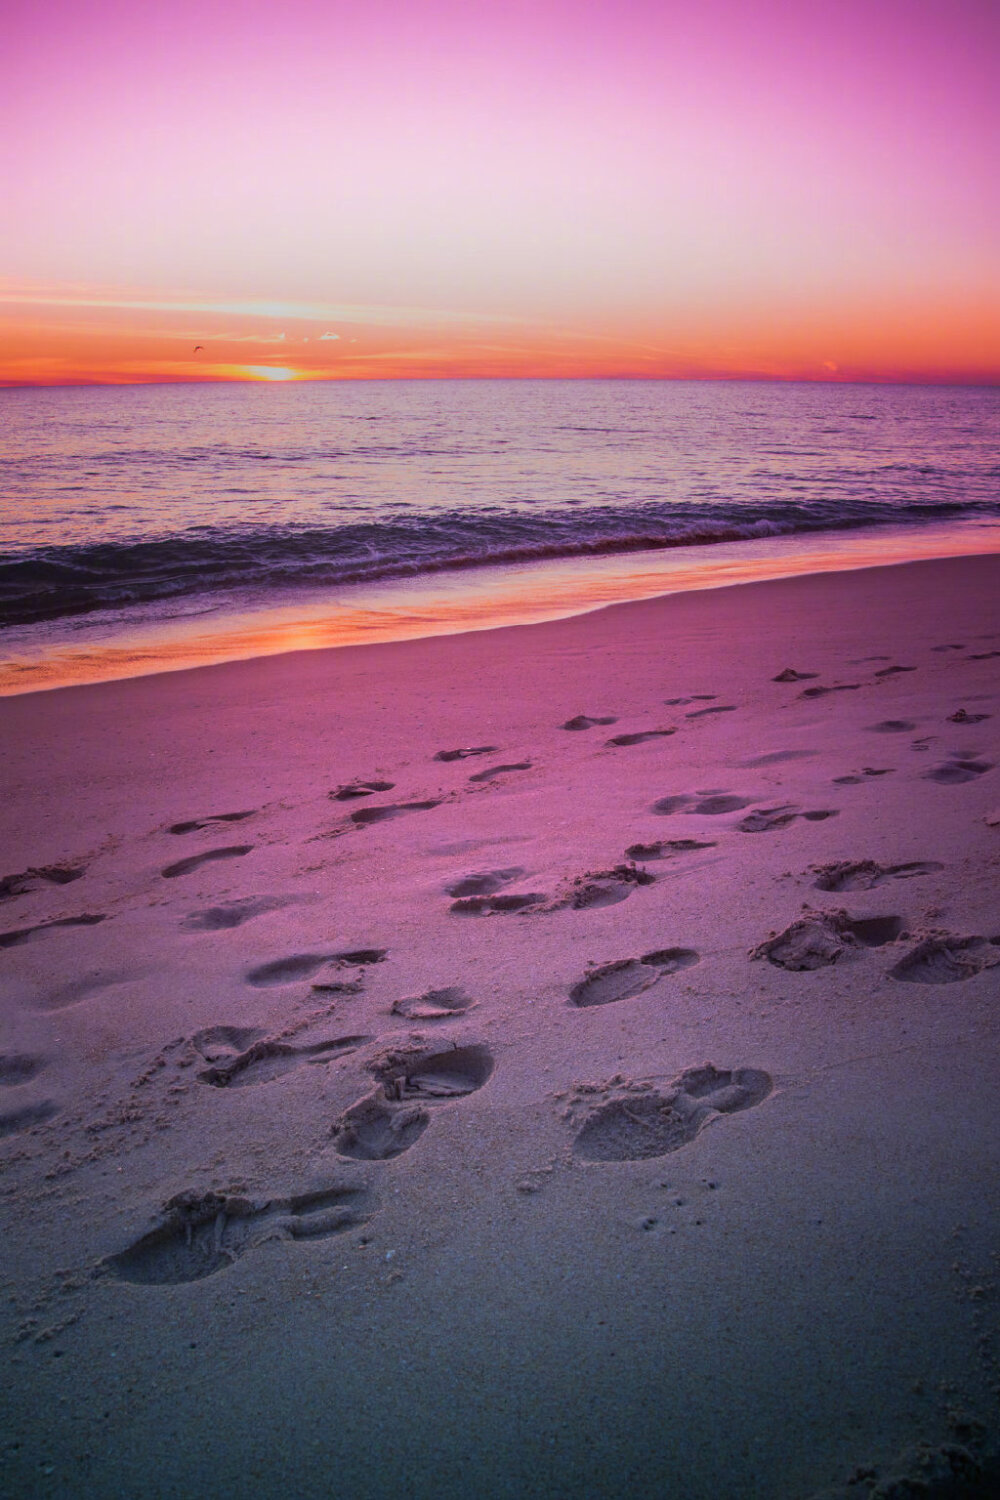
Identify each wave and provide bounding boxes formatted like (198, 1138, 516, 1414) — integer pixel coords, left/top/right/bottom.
(2, 496, 997, 629)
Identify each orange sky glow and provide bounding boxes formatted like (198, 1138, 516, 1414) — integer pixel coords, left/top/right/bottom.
(1, 283, 997, 387)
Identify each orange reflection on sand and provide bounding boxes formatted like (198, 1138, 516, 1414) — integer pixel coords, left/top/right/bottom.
(4, 525, 1000, 696)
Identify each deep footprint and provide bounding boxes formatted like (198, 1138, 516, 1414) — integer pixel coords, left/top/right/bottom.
(391, 987, 474, 1020)
(0, 914, 106, 950)
(0, 864, 85, 901)
(198, 1035, 372, 1088)
(371, 1043, 494, 1101)
(561, 866, 655, 910)
(161, 846, 254, 879)
(572, 1064, 772, 1161)
(102, 1185, 370, 1284)
(332, 1097, 431, 1160)
(686, 705, 738, 718)
(569, 948, 699, 1007)
(333, 1044, 494, 1159)
(890, 935, 1000, 985)
(752, 910, 902, 970)
(812, 860, 943, 892)
(625, 838, 716, 860)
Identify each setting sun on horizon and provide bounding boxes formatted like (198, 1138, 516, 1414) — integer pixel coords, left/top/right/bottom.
(1, 0, 997, 388)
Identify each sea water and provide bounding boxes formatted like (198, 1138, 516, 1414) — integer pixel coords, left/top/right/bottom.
(1, 379, 997, 691)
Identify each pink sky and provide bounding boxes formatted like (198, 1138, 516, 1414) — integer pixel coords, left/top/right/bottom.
(2, 0, 997, 384)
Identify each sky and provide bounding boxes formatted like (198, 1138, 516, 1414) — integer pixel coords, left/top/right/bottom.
(1, 0, 997, 386)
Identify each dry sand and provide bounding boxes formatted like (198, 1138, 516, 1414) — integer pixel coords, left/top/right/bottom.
(1, 553, 999, 1499)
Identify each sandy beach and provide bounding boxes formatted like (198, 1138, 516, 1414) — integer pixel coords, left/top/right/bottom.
(1, 552, 999, 1499)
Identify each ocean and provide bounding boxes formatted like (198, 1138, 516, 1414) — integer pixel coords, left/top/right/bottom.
(1, 378, 998, 693)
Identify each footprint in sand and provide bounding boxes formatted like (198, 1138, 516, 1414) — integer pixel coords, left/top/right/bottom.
(333, 1044, 494, 1160)
(569, 948, 700, 1008)
(947, 709, 991, 724)
(812, 859, 943, 892)
(181, 896, 306, 931)
(198, 1034, 372, 1088)
(652, 793, 749, 816)
(450, 891, 547, 915)
(390, 987, 475, 1020)
(737, 805, 839, 833)
(0, 1100, 60, 1137)
(874, 664, 917, 678)
(685, 705, 738, 719)
(468, 761, 532, 783)
(833, 768, 894, 784)
(800, 683, 861, 699)
(571, 1064, 772, 1161)
(772, 668, 819, 682)
(625, 838, 716, 860)
(743, 750, 818, 767)
(751, 911, 903, 970)
(433, 745, 497, 762)
(0, 863, 85, 901)
(868, 720, 917, 733)
(606, 729, 676, 747)
(0, 913, 107, 950)
(664, 695, 716, 706)
(102, 1184, 371, 1285)
(889, 934, 1000, 985)
(245, 949, 387, 987)
(0, 1053, 47, 1086)
(559, 866, 655, 910)
(562, 715, 617, 731)
(192, 1025, 263, 1061)
(924, 756, 993, 785)
(168, 810, 256, 835)
(329, 780, 395, 801)
(161, 845, 254, 879)
(445, 868, 525, 897)
(350, 800, 441, 826)
(931, 643, 965, 652)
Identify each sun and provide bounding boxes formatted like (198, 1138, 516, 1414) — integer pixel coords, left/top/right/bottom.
(243, 365, 299, 381)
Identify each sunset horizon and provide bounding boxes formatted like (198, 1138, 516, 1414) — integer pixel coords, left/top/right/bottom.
(4, 0, 996, 389)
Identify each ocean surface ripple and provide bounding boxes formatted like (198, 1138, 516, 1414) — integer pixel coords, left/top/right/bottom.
(2, 379, 997, 628)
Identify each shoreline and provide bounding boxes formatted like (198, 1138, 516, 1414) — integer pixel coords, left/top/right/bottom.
(3, 518, 1000, 698)
(1, 552, 999, 1498)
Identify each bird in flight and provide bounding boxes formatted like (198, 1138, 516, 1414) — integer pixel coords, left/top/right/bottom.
(193, 345, 204, 353)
